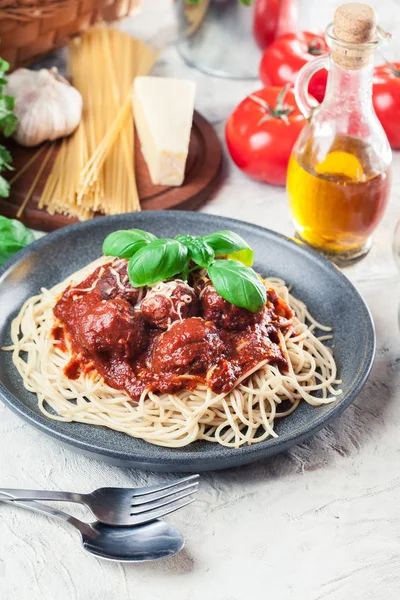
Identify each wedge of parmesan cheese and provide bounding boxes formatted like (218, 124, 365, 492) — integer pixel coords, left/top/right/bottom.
(132, 76, 196, 186)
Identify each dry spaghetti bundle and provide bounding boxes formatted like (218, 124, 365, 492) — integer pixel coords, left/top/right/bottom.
(40, 26, 158, 219)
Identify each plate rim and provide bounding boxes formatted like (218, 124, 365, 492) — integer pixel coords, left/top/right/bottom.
(0, 211, 376, 471)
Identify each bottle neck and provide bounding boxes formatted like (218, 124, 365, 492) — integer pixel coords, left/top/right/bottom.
(323, 56, 374, 109)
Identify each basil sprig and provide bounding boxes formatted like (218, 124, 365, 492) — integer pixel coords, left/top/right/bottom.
(102, 228, 265, 312)
(0, 216, 34, 266)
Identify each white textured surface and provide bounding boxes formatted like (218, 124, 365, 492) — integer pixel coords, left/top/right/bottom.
(2, 1, 400, 598)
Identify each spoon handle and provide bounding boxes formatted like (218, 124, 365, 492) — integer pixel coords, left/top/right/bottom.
(0, 492, 93, 536)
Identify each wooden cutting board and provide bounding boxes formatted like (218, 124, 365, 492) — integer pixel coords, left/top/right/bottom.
(0, 111, 222, 232)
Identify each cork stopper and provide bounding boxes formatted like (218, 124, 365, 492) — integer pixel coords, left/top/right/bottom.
(332, 3, 377, 69)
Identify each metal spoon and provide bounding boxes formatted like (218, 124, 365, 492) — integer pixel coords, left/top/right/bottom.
(0, 493, 184, 562)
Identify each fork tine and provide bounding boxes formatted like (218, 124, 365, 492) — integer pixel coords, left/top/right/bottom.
(130, 485, 199, 515)
(131, 496, 196, 524)
(130, 480, 199, 506)
(132, 474, 200, 498)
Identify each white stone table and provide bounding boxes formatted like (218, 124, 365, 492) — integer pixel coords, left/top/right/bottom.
(2, 1, 400, 598)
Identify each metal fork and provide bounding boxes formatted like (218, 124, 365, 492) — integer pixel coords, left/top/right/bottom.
(0, 474, 199, 526)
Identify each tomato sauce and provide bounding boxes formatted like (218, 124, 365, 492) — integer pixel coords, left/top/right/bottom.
(53, 261, 294, 402)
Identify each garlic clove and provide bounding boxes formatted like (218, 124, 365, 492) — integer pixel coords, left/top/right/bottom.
(5, 67, 83, 147)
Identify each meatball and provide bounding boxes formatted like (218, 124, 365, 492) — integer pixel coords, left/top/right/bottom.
(151, 317, 224, 375)
(77, 297, 147, 359)
(141, 280, 198, 330)
(231, 323, 286, 369)
(200, 285, 264, 331)
(96, 260, 142, 306)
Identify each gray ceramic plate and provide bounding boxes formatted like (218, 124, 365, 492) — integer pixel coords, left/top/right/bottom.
(0, 212, 375, 472)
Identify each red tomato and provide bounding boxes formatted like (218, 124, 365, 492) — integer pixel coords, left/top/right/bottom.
(253, 0, 298, 50)
(373, 63, 400, 149)
(259, 32, 329, 103)
(225, 86, 306, 186)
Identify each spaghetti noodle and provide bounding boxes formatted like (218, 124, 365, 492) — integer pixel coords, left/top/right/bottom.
(6, 258, 342, 449)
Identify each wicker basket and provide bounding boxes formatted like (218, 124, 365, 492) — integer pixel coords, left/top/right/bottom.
(0, 0, 141, 70)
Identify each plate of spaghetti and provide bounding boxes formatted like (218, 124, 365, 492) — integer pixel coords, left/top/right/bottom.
(0, 212, 375, 471)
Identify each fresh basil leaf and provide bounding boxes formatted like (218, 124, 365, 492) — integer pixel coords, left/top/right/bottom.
(102, 229, 157, 258)
(202, 230, 254, 266)
(175, 234, 194, 245)
(187, 238, 214, 268)
(128, 238, 188, 287)
(226, 248, 254, 267)
(208, 259, 266, 313)
(0, 216, 35, 265)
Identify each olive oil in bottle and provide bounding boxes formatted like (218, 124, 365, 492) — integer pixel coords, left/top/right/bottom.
(287, 135, 391, 253)
(287, 3, 392, 265)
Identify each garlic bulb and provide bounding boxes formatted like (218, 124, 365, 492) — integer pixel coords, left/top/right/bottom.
(5, 67, 82, 147)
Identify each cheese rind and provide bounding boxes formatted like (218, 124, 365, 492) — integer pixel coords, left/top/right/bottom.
(132, 76, 196, 186)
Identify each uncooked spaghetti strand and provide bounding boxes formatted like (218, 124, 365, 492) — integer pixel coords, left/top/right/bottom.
(78, 38, 157, 197)
(17, 145, 54, 218)
(41, 28, 158, 218)
(77, 96, 131, 197)
(10, 144, 48, 185)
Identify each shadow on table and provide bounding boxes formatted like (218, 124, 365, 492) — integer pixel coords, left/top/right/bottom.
(229, 367, 395, 492)
(199, 292, 400, 489)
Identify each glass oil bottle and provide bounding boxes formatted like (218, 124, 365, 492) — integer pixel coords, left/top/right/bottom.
(287, 3, 392, 265)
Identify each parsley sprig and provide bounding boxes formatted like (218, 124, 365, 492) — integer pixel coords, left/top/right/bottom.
(0, 58, 17, 198)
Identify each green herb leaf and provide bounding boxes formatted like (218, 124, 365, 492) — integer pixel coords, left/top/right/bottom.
(226, 248, 254, 266)
(2, 114, 17, 138)
(0, 216, 35, 265)
(0, 58, 16, 199)
(102, 229, 157, 258)
(202, 230, 254, 266)
(187, 238, 215, 268)
(0, 146, 12, 168)
(0, 174, 9, 198)
(128, 238, 189, 287)
(175, 234, 195, 245)
(0, 96, 17, 138)
(0, 58, 10, 76)
(208, 259, 266, 313)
